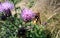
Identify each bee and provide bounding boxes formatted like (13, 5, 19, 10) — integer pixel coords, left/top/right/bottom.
(32, 12, 41, 25)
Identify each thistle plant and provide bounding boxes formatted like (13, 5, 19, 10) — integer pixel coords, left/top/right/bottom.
(0, 8, 51, 38)
(0, 0, 52, 38)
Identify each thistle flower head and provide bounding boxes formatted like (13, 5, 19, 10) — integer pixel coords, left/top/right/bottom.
(1, 1, 14, 17)
(2, 1, 14, 10)
(21, 8, 35, 22)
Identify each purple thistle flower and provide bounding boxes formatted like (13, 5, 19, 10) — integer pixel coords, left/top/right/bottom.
(2, 1, 14, 10)
(0, 1, 14, 20)
(21, 8, 35, 22)
(2, 1, 14, 17)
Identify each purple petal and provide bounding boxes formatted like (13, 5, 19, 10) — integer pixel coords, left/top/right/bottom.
(0, 4, 4, 12)
(2, 1, 14, 10)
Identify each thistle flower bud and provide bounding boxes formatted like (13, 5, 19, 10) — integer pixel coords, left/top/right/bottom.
(17, 27, 27, 37)
(1, 15, 7, 20)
